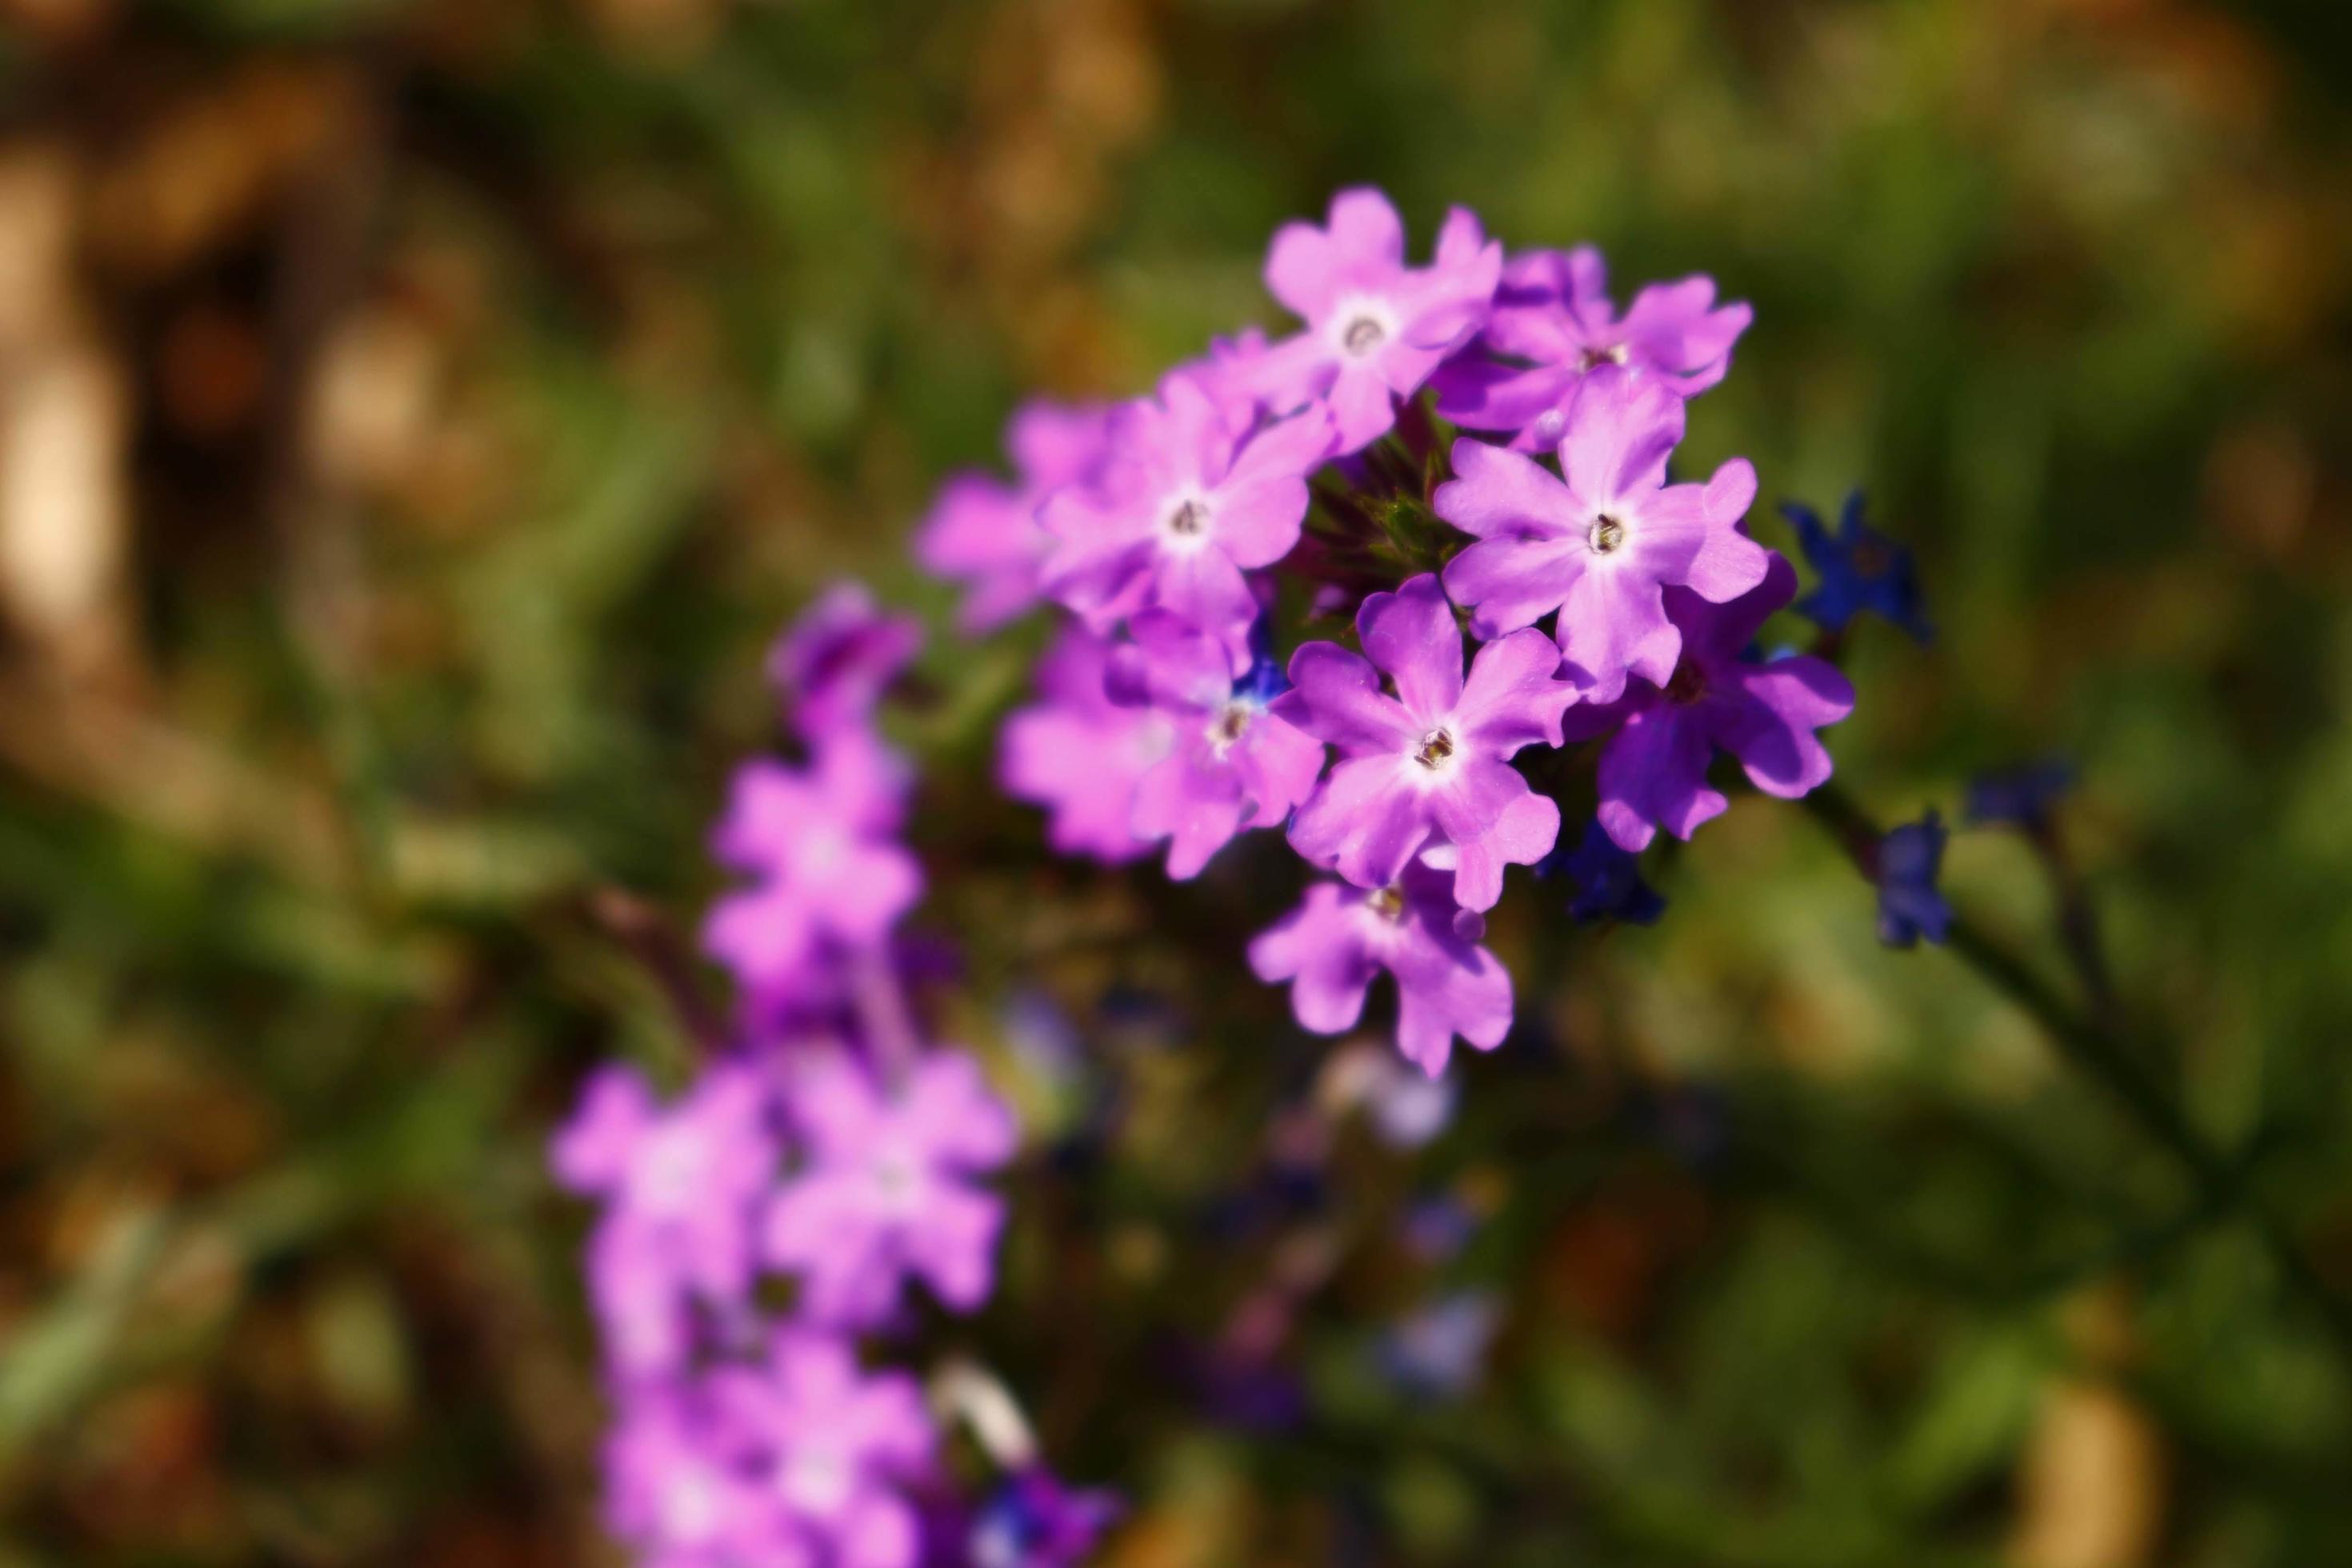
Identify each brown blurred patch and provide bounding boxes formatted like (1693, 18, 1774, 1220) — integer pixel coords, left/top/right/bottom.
(2010, 1286, 2166, 1568)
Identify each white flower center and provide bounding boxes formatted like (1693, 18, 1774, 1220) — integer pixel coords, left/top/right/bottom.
(1413, 726, 1457, 770)
(1330, 297, 1398, 360)
(634, 1125, 707, 1215)
(870, 1146, 924, 1215)
(780, 1444, 853, 1516)
(1366, 884, 1406, 921)
(1158, 492, 1214, 553)
(1206, 701, 1254, 755)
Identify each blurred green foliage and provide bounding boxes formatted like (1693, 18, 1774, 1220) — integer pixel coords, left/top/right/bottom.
(1, 0, 2349, 1562)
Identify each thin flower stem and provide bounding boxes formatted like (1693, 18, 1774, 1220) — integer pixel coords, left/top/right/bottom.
(1801, 786, 2352, 1362)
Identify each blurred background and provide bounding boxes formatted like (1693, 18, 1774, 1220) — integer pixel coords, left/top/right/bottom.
(2, 0, 2349, 1562)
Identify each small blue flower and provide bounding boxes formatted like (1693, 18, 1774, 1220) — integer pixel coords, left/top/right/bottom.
(1232, 650, 1290, 706)
(1782, 491, 1932, 642)
(967, 1467, 1120, 1568)
(1542, 819, 1666, 926)
(1877, 810, 1952, 948)
(1966, 757, 2074, 830)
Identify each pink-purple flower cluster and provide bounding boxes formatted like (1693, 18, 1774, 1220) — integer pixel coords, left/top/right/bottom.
(943, 186, 1854, 1079)
(560, 186, 1874, 1567)
(555, 588, 1110, 1567)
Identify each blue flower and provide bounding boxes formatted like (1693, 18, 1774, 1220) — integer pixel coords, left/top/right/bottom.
(1542, 818, 1666, 926)
(1966, 757, 2074, 830)
(1782, 491, 1932, 642)
(966, 1467, 1120, 1568)
(1877, 810, 1952, 948)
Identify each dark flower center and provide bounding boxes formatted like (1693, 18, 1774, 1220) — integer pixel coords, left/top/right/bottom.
(1414, 727, 1456, 769)
(1366, 885, 1406, 920)
(1589, 514, 1626, 554)
(1211, 702, 1253, 746)
(1665, 661, 1708, 705)
(1577, 343, 1630, 371)
(1342, 316, 1386, 355)
(1850, 540, 1890, 578)
(1166, 499, 1206, 537)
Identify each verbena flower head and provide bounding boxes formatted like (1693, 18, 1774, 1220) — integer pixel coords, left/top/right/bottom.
(1000, 625, 1173, 864)
(1782, 491, 1933, 642)
(1550, 817, 1667, 926)
(1251, 186, 1502, 454)
(710, 1330, 936, 1568)
(1039, 375, 1333, 660)
(1877, 810, 1953, 948)
(770, 582, 922, 740)
(1434, 246, 1751, 449)
(1435, 366, 1771, 702)
(1249, 860, 1513, 1077)
(1105, 613, 1324, 878)
(1565, 554, 1856, 852)
(705, 734, 921, 994)
(766, 1050, 1018, 1326)
(917, 400, 1114, 632)
(1277, 574, 1574, 911)
(552, 1063, 778, 1375)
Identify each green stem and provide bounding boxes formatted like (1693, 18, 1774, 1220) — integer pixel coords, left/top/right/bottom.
(1802, 786, 2352, 1362)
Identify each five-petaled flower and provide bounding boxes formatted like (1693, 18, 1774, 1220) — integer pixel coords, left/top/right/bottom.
(1782, 490, 1933, 642)
(766, 1050, 1018, 1327)
(1565, 554, 1856, 852)
(1246, 186, 1502, 454)
(1277, 574, 1578, 912)
(1436, 246, 1750, 449)
(1106, 612, 1326, 878)
(1436, 365, 1771, 703)
(1041, 374, 1334, 661)
(1249, 860, 1513, 1077)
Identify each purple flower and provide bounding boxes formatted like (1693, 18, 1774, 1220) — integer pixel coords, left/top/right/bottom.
(1548, 818, 1666, 926)
(1877, 810, 1953, 948)
(1434, 246, 1750, 448)
(603, 1386, 782, 1567)
(1039, 374, 1334, 657)
(551, 1063, 779, 1376)
(1275, 574, 1574, 911)
(962, 1467, 1121, 1568)
(917, 400, 1114, 632)
(1105, 613, 1325, 878)
(1250, 186, 1502, 454)
(770, 582, 922, 740)
(704, 733, 922, 994)
(1434, 366, 1771, 703)
(1249, 861, 1513, 1077)
(1000, 626, 1174, 864)
(1564, 554, 1856, 852)
(1782, 491, 1933, 643)
(765, 1050, 1018, 1326)
(712, 1330, 937, 1568)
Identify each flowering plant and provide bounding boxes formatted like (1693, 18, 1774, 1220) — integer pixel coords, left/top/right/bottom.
(552, 186, 2345, 1566)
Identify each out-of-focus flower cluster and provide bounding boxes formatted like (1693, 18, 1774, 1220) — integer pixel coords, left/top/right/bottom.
(553, 581, 1111, 1566)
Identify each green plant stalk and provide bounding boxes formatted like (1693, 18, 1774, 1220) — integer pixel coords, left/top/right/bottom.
(1801, 785, 2352, 1364)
